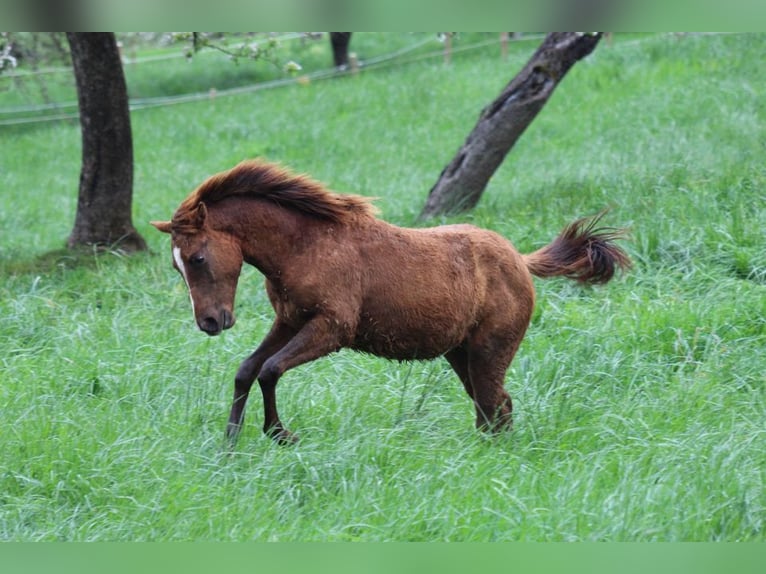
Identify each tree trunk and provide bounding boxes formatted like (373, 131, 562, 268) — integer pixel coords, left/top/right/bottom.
(329, 32, 352, 68)
(66, 32, 146, 251)
(419, 32, 602, 219)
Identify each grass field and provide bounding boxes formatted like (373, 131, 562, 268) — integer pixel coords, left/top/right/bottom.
(0, 32, 764, 541)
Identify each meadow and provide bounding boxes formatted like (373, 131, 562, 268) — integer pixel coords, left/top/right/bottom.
(0, 32, 764, 541)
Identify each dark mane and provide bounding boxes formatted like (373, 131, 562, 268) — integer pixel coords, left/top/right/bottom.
(173, 160, 376, 228)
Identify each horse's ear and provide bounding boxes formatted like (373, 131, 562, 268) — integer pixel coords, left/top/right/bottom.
(151, 220, 172, 234)
(194, 202, 208, 228)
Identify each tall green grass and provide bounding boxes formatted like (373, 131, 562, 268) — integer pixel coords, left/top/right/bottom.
(0, 33, 764, 540)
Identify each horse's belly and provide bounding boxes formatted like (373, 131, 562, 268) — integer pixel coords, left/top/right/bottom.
(351, 309, 472, 360)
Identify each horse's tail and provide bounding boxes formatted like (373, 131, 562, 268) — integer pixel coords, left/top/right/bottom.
(522, 212, 631, 285)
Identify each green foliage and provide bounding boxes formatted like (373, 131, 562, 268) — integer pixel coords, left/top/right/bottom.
(0, 33, 764, 541)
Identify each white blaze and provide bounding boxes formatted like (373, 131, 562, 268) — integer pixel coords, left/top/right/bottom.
(173, 245, 196, 319)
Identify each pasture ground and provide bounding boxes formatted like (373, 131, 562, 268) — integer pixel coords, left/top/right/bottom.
(0, 33, 764, 540)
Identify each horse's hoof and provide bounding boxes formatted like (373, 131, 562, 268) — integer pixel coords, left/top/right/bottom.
(225, 424, 242, 442)
(266, 426, 299, 445)
(274, 429, 299, 446)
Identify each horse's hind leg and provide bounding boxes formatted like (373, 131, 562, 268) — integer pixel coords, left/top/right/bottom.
(226, 319, 295, 442)
(465, 335, 523, 432)
(449, 341, 514, 432)
(469, 354, 513, 431)
(445, 346, 473, 399)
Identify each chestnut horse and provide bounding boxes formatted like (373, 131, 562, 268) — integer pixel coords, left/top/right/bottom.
(152, 160, 630, 444)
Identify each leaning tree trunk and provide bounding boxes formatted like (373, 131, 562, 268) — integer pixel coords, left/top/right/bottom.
(419, 32, 602, 219)
(66, 32, 146, 251)
(329, 32, 352, 68)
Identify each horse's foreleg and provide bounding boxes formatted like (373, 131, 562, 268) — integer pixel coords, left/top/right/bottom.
(257, 316, 347, 444)
(226, 319, 295, 442)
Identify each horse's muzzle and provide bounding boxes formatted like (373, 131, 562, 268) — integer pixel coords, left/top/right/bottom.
(198, 310, 235, 336)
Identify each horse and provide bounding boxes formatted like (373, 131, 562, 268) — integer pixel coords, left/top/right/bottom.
(151, 159, 630, 444)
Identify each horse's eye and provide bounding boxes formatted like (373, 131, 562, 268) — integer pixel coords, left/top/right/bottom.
(189, 253, 206, 266)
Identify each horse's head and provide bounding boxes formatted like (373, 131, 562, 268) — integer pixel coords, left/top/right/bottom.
(151, 202, 242, 336)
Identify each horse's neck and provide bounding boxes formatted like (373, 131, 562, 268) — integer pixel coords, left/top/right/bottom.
(211, 198, 316, 276)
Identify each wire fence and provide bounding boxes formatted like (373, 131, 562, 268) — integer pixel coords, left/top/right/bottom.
(0, 33, 547, 127)
(0, 33, 705, 128)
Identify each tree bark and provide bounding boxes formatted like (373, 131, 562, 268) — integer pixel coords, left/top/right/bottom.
(66, 32, 146, 251)
(329, 32, 352, 68)
(419, 32, 602, 219)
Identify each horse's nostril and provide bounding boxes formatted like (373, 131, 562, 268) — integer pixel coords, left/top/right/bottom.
(199, 316, 221, 335)
(222, 310, 235, 330)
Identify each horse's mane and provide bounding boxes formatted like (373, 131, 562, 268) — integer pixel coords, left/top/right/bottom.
(173, 160, 377, 228)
